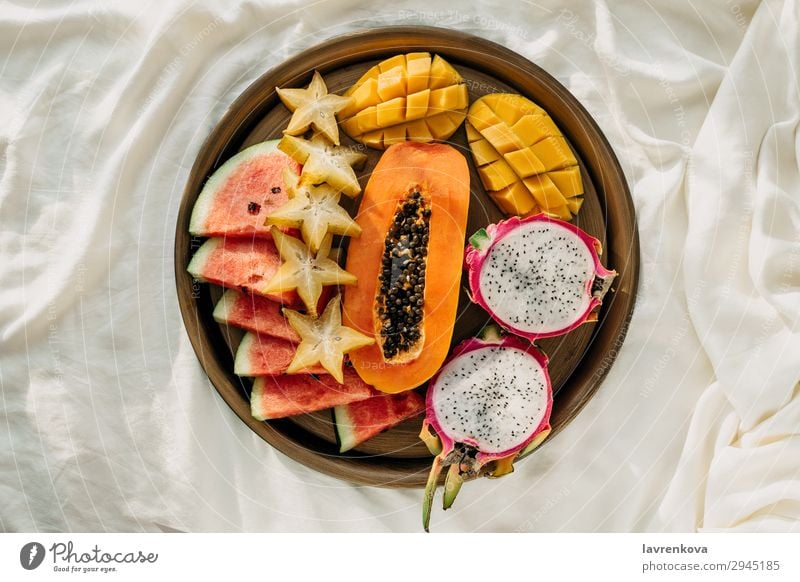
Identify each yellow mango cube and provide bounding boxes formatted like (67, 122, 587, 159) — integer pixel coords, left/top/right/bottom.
(376, 97, 406, 127)
(429, 55, 461, 90)
(405, 89, 430, 121)
(406, 52, 429, 61)
(548, 166, 583, 197)
(360, 130, 384, 149)
(483, 93, 545, 117)
(429, 84, 468, 113)
(478, 159, 518, 191)
(523, 175, 570, 209)
(470, 138, 501, 166)
(491, 182, 539, 215)
(511, 114, 561, 146)
(406, 55, 432, 94)
(566, 196, 584, 215)
(465, 121, 481, 143)
(404, 119, 433, 142)
(424, 112, 456, 139)
(530, 137, 576, 171)
(467, 101, 503, 131)
(341, 117, 361, 137)
(348, 77, 380, 113)
(354, 106, 379, 133)
(377, 66, 406, 101)
(382, 123, 407, 146)
(543, 205, 572, 220)
(378, 54, 406, 73)
(489, 94, 527, 125)
(481, 122, 526, 154)
(504, 146, 546, 177)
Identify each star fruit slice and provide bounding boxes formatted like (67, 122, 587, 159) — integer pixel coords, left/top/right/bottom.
(266, 167, 362, 254)
(278, 134, 367, 197)
(263, 226, 357, 317)
(276, 71, 352, 145)
(284, 294, 375, 383)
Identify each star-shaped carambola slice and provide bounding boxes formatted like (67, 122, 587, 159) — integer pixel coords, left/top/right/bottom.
(278, 134, 366, 197)
(276, 71, 352, 145)
(263, 226, 357, 316)
(284, 294, 375, 383)
(266, 168, 362, 253)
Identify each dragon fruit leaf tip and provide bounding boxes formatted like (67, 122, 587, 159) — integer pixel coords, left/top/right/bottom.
(464, 213, 617, 341)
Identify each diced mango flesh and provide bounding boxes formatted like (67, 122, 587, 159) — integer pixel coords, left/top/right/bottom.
(466, 93, 584, 219)
(339, 52, 468, 149)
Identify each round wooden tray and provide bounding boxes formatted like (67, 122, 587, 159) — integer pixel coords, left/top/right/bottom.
(175, 27, 639, 488)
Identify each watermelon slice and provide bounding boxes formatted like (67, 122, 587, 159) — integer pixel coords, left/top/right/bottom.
(189, 140, 301, 238)
(234, 332, 326, 376)
(334, 390, 426, 452)
(187, 236, 298, 305)
(251, 366, 377, 420)
(214, 289, 300, 343)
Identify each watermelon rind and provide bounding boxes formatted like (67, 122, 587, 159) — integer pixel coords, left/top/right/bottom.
(186, 237, 223, 283)
(188, 139, 282, 236)
(212, 288, 237, 324)
(233, 332, 257, 376)
(333, 404, 358, 453)
(250, 378, 270, 420)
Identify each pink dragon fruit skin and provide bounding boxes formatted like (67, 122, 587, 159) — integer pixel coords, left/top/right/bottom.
(464, 213, 617, 340)
(421, 329, 553, 531)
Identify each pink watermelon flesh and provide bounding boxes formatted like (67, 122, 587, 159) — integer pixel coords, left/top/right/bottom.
(187, 236, 299, 306)
(214, 289, 300, 343)
(251, 367, 377, 420)
(234, 332, 326, 376)
(334, 391, 426, 453)
(189, 140, 301, 238)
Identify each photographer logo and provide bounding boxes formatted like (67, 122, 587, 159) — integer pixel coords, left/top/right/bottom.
(20, 542, 46, 570)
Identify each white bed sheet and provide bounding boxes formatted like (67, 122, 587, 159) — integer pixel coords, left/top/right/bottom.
(1, 0, 798, 532)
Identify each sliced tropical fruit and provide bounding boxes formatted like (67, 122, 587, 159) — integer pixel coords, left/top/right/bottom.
(283, 295, 374, 384)
(342, 142, 470, 393)
(251, 366, 377, 420)
(334, 390, 425, 452)
(278, 134, 367, 197)
(338, 53, 468, 150)
(188, 140, 300, 238)
(233, 332, 326, 376)
(213, 289, 300, 343)
(466, 93, 584, 220)
(186, 237, 298, 306)
(265, 168, 361, 254)
(263, 228, 356, 317)
(276, 70, 352, 145)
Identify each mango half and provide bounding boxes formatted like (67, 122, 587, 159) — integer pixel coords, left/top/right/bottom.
(338, 53, 468, 150)
(466, 93, 584, 220)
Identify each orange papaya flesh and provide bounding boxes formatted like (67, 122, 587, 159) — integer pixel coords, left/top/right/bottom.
(343, 142, 470, 393)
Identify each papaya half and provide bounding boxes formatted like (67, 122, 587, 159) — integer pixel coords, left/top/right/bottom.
(343, 141, 470, 393)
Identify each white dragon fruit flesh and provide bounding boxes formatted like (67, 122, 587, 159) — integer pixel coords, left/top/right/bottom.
(464, 213, 617, 341)
(420, 328, 552, 531)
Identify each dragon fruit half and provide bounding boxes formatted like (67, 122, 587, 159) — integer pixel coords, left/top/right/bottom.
(420, 328, 552, 531)
(464, 213, 617, 340)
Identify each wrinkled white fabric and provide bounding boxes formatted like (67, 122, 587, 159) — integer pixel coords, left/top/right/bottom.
(1, 0, 797, 532)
